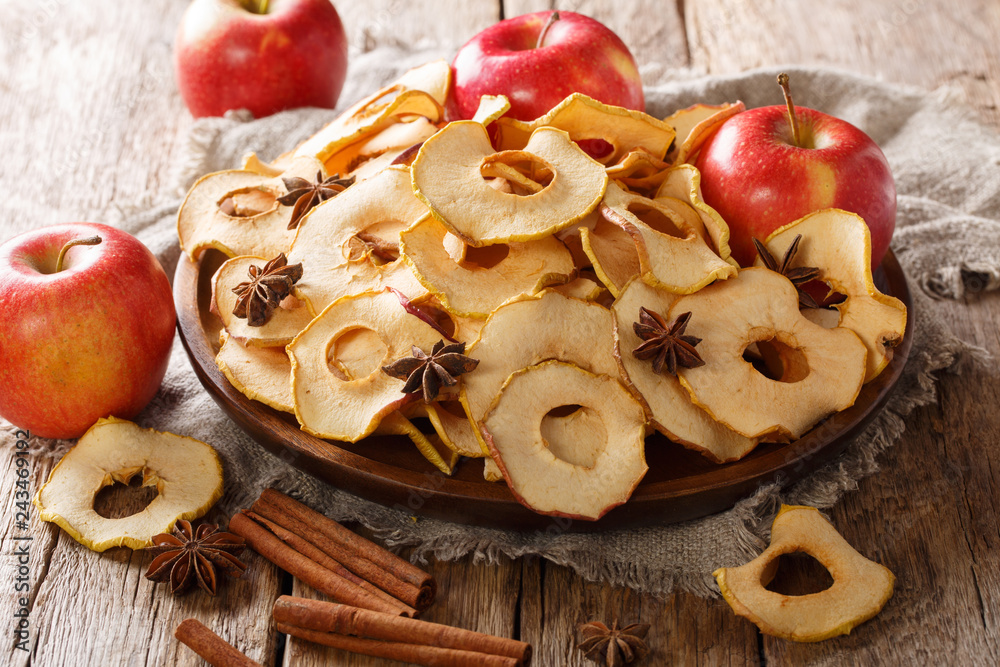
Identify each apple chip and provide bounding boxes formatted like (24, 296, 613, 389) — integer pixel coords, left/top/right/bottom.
(714, 505, 894, 642)
(579, 212, 642, 297)
(178, 156, 325, 260)
(326, 116, 440, 183)
(760, 209, 907, 381)
(472, 94, 511, 126)
(216, 330, 294, 413)
(613, 278, 758, 462)
(378, 411, 459, 475)
(400, 217, 574, 318)
(34, 417, 223, 552)
(424, 400, 485, 457)
(664, 101, 745, 164)
(601, 182, 736, 294)
(287, 166, 429, 314)
(655, 164, 736, 264)
(671, 268, 867, 439)
(288, 289, 446, 442)
(606, 149, 672, 198)
(493, 93, 675, 166)
(552, 275, 608, 302)
(212, 255, 315, 347)
(482, 360, 647, 520)
(483, 457, 504, 482)
(411, 122, 608, 246)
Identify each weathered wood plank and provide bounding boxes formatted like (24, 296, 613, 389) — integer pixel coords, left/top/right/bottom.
(337, 0, 499, 55)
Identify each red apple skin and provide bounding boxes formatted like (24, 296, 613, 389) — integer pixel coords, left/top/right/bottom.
(175, 0, 348, 119)
(451, 11, 644, 121)
(695, 105, 896, 268)
(0, 224, 176, 439)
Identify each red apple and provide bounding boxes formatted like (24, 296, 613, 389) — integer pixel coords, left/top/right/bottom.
(451, 11, 644, 122)
(0, 224, 176, 439)
(174, 0, 349, 119)
(695, 75, 896, 268)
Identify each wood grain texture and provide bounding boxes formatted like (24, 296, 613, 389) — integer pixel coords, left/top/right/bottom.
(0, 0, 999, 665)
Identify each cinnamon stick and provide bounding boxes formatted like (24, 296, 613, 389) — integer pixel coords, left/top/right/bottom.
(175, 619, 261, 667)
(274, 596, 532, 665)
(275, 622, 522, 667)
(246, 510, 416, 617)
(254, 488, 435, 609)
(228, 512, 409, 617)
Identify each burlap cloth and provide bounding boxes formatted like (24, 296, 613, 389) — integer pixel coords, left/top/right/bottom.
(21, 48, 1000, 598)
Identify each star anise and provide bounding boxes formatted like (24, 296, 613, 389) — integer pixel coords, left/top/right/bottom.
(232, 253, 303, 327)
(382, 340, 479, 403)
(578, 620, 650, 666)
(632, 307, 705, 375)
(278, 170, 354, 229)
(144, 520, 247, 596)
(753, 234, 822, 308)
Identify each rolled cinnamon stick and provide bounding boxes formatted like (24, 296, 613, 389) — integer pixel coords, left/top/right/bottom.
(246, 511, 417, 617)
(274, 596, 531, 665)
(175, 619, 261, 667)
(275, 622, 522, 667)
(254, 488, 434, 609)
(228, 512, 409, 617)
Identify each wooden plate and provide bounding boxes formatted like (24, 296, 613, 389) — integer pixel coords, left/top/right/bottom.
(175, 249, 912, 532)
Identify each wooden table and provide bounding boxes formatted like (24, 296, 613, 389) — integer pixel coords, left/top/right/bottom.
(2, 1, 998, 664)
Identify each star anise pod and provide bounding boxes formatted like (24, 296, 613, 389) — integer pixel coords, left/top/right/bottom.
(578, 620, 650, 666)
(144, 520, 247, 596)
(382, 340, 479, 403)
(278, 170, 354, 229)
(232, 253, 303, 327)
(632, 307, 705, 375)
(753, 234, 822, 308)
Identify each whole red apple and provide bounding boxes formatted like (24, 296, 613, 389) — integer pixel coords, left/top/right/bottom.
(695, 75, 896, 268)
(0, 224, 176, 439)
(451, 11, 644, 122)
(175, 0, 349, 119)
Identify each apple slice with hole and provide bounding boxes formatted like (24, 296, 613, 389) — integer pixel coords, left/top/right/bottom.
(655, 164, 736, 264)
(670, 268, 867, 439)
(287, 166, 429, 314)
(216, 330, 294, 413)
(601, 182, 737, 294)
(178, 156, 325, 260)
(493, 93, 675, 166)
(758, 209, 907, 382)
(411, 122, 607, 246)
(482, 360, 647, 520)
(400, 217, 574, 318)
(287, 289, 445, 442)
(613, 277, 758, 462)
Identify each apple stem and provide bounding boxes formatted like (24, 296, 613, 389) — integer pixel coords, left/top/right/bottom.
(777, 73, 802, 147)
(55, 235, 102, 273)
(535, 11, 560, 49)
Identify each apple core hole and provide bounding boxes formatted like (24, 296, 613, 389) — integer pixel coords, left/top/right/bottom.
(93, 471, 158, 519)
(627, 203, 687, 239)
(327, 327, 387, 381)
(541, 405, 606, 468)
(347, 224, 402, 264)
(743, 337, 810, 383)
(218, 187, 278, 218)
(462, 243, 510, 269)
(763, 551, 834, 596)
(480, 151, 555, 196)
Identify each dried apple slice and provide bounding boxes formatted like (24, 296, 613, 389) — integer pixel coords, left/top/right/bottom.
(493, 93, 675, 166)
(613, 278, 758, 462)
(664, 101, 745, 164)
(483, 457, 504, 482)
(216, 330, 293, 413)
(655, 164, 736, 264)
(287, 289, 445, 441)
(601, 182, 736, 294)
(714, 505, 894, 642)
(411, 122, 608, 246)
(378, 411, 459, 475)
(552, 275, 608, 302)
(606, 149, 672, 198)
(178, 156, 325, 260)
(326, 116, 440, 183)
(33, 417, 223, 552)
(424, 400, 485, 457)
(579, 212, 641, 298)
(482, 360, 647, 520)
(671, 268, 867, 439)
(287, 166, 429, 314)
(400, 217, 574, 318)
(212, 255, 315, 347)
(759, 209, 907, 381)
(472, 94, 511, 126)
(461, 290, 622, 434)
